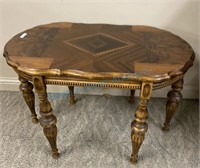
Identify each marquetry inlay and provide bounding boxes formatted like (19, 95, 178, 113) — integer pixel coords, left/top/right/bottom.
(3, 22, 195, 164)
(63, 33, 133, 56)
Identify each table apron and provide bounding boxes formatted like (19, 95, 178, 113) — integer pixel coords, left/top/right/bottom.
(17, 69, 184, 90)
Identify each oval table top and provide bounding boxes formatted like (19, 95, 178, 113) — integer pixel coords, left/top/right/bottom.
(4, 22, 195, 82)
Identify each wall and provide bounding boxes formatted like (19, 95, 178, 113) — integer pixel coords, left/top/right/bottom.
(0, 0, 199, 98)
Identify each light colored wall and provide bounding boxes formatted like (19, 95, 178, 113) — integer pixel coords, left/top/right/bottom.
(0, 0, 199, 98)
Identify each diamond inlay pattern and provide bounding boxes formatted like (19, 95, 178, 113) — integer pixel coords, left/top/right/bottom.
(5, 23, 194, 75)
(64, 33, 132, 56)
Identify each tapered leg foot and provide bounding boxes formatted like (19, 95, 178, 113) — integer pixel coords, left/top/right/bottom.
(130, 128, 146, 164)
(162, 78, 183, 131)
(130, 155, 138, 164)
(68, 86, 76, 104)
(130, 83, 152, 164)
(42, 124, 59, 159)
(19, 77, 38, 124)
(33, 77, 59, 159)
(129, 90, 135, 104)
(32, 118, 39, 124)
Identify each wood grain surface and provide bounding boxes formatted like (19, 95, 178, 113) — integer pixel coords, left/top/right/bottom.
(4, 22, 195, 81)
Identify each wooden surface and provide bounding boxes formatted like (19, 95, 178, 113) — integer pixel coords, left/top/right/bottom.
(3, 22, 196, 163)
(4, 22, 194, 82)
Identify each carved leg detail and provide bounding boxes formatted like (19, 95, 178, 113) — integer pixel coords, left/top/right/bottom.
(129, 90, 135, 104)
(33, 77, 59, 159)
(130, 83, 152, 164)
(68, 86, 76, 104)
(40, 112, 59, 159)
(19, 77, 38, 124)
(162, 78, 183, 131)
(43, 125, 58, 158)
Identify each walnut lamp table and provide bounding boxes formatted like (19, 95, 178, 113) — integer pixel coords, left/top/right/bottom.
(3, 22, 195, 164)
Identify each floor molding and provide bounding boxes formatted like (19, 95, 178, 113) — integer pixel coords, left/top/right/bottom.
(0, 77, 199, 99)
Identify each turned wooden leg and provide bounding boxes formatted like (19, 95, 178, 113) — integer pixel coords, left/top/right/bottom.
(130, 83, 152, 164)
(19, 77, 38, 124)
(33, 76, 59, 159)
(129, 89, 135, 104)
(162, 78, 183, 131)
(68, 86, 76, 104)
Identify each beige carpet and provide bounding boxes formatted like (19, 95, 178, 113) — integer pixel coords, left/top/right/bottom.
(0, 91, 199, 168)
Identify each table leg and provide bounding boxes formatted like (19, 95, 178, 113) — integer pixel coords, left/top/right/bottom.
(33, 76, 59, 159)
(162, 78, 183, 131)
(130, 83, 152, 164)
(129, 89, 135, 104)
(19, 76, 38, 124)
(68, 86, 76, 104)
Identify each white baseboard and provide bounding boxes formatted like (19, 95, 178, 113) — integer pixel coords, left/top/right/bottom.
(0, 77, 199, 99)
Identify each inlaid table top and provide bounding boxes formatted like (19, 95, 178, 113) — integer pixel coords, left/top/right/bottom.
(4, 22, 194, 83)
(3, 22, 195, 164)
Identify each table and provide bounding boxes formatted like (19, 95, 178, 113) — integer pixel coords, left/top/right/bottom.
(3, 22, 195, 164)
